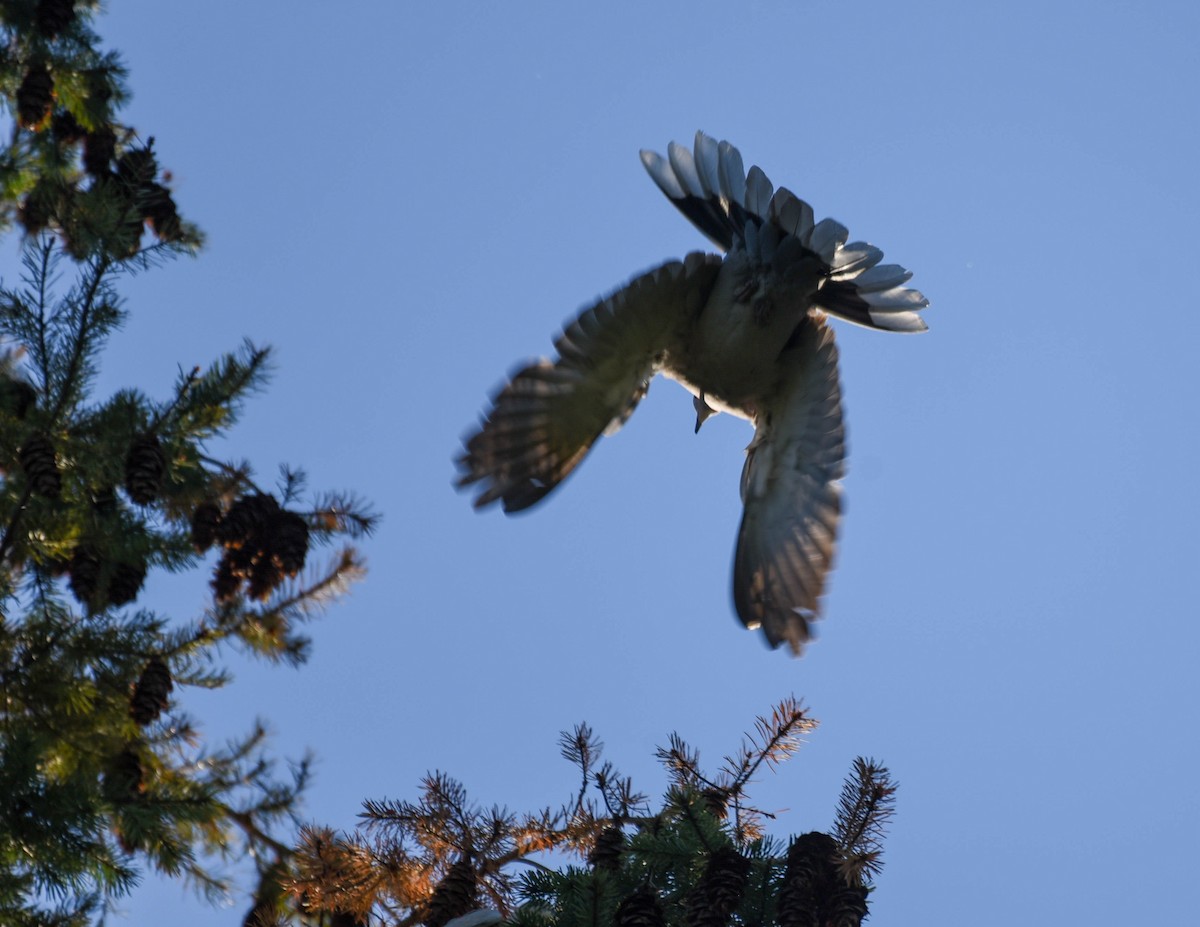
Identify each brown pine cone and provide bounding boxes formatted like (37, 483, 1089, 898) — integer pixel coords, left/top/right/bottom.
(700, 786, 731, 820)
(124, 432, 166, 505)
(0, 378, 38, 419)
(142, 182, 181, 240)
(588, 824, 625, 872)
(19, 433, 61, 498)
(212, 551, 241, 602)
(247, 554, 283, 601)
(17, 64, 54, 129)
(130, 657, 172, 725)
(18, 178, 63, 236)
(116, 145, 157, 189)
(67, 545, 102, 608)
(83, 126, 116, 176)
(191, 501, 223, 552)
(218, 493, 280, 547)
(823, 884, 869, 927)
(685, 846, 751, 927)
(108, 559, 147, 607)
(51, 108, 86, 144)
(615, 886, 665, 927)
(35, 0, 78, 37)
(103, 744, 144, 799)
(424, 859, 478, 927)
(777, 832, 840, 927)
(272, 510, 309, 576)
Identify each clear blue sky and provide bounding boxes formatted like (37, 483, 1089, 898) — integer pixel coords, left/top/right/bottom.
(22, 1, 1198, 923)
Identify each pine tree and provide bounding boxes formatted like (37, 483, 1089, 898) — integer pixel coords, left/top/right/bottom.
(0, 3, 376, 924)
(285, 698, 898, 927)
(0, 9, 903, 926)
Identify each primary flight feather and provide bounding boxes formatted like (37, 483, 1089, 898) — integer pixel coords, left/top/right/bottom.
(456, 132, 929, 655)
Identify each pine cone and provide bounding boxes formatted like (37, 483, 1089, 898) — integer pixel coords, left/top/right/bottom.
(116, 145, 157, 189)
(212, 551, 241, 602)
(17, 64, 54, 129)
(67, 545, 102, 607)
(51, 108, 86, 144)
(19, 433, 62, 498)
(191, 501, 223, 552)
(219, 493, 280, 547)
(0, 378, 38, 419)
(823, 885, 869, 927)
(777, 832, 840, 927)
(108, 559, 147, 607)
(18, 178, 62, 237)
(700, 787, 730, 820)
(83, 126, 116, 176)
(273, 510, 309, 576)
(103, 744, 144, 799)
(247, 554, 283, 600)
(424, 859, 478, 927)
(35, 0, 77, 37)
(615, 886, 665, 927)
(227, 541, 256, 576)
(685, 846, 751, 927)
(130, 656, 172, 725)
(142, 182, 181, 240)
(124, 432, 166, 505)
(588, 824, 625, 872)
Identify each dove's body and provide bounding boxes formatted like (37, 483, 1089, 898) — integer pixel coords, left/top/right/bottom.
(457, 133, 928, 654)
(661, 241, 827, 421)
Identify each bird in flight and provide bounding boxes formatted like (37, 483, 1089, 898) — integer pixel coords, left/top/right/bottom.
(456, 132, 928, 655)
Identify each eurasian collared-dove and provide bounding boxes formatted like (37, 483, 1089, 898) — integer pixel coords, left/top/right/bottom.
(456, 133, 928, 655)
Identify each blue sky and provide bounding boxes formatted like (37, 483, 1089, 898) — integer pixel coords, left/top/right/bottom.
(18, 1, 1198, 923)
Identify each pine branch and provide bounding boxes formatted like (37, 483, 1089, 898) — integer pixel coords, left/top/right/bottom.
(671, 788, 719, 853)
(46, 251, 114, 425)
(189, 548, 365, 665)
(0, 10, 377, 920)
(832, 757, 897, 886)
(722, 696, 816, 793)
(308, 490, 380, 539)
(560, 723, 599, 819)
(176, 340, 273, 438)
(310, 706, 890, 927)
(656, 732, 710, 790)
(146, 364, 200, 433)
(216, 803, 294, 859)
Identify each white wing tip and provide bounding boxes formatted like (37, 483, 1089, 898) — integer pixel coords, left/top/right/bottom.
(872, 311, 928, 333)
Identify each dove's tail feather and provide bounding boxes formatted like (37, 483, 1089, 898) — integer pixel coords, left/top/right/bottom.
(816, 279, 930, 333)
(640, 132, 762, 251)
(642, 132, 930, 334)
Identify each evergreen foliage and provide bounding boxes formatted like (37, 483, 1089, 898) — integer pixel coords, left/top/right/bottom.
(0, 3, 375, 924)
(282, 698, 897, 927)
(0, 6, 899, 926)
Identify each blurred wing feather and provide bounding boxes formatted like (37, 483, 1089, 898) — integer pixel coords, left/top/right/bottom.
(457, 253, 722, 512)
(733, 315, 846, 653)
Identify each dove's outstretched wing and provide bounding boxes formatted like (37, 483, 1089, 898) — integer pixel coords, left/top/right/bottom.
(457, 252, 722, 513)
(733, 313, 846, 654)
